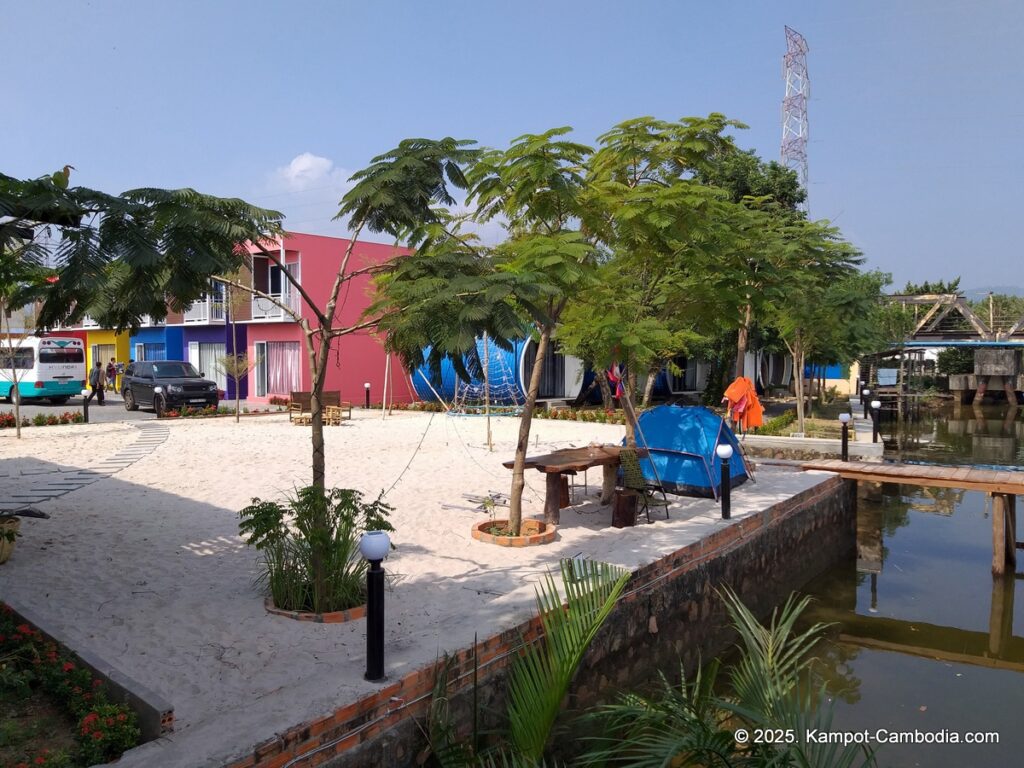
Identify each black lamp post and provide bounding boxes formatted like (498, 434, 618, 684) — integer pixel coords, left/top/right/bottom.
(861, 388, 871, 419)
(81, 388, 91, 424)
(716, 443, 733, 519)
(870, 399, 882, 444)
(360, 531, 390, 682)
(839, 412, 851, 462)
(364, 381, 371, 409)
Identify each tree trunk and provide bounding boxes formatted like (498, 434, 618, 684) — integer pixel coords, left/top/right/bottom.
(734, 302, 753, 379)
(3, 307, 22, 439)
(229, 291, 240, 423)
(789, 339, 806, 434)
(508, 325, 552, 535)
(641, 367, 657, 409)
(596, 369, 614, 410)
(624, 370, 638, 447)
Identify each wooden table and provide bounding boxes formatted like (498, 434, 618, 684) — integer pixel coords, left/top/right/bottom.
(502, 446, 647, 525)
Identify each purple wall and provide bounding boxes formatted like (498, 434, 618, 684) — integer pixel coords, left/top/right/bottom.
(182, 324, 248, 399)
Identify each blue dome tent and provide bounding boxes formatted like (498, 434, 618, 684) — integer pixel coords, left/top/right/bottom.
(632, 405, 751, 498)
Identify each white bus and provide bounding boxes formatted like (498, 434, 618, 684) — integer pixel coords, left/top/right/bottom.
(0, 336, 87, 405)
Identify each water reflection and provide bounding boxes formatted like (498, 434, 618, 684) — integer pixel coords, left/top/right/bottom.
(799, 404, 1024, 767)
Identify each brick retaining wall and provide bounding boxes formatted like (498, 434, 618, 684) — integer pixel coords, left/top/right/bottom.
(225, 475, 856, 768)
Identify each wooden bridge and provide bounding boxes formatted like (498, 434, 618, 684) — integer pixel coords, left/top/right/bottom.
(802, 460, 1022, 575)
(891, 293, 1024, 343)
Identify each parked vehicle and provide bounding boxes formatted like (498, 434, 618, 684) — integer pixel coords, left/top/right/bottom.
(0, 336, 86, 404)
(121, 360, 219, 415)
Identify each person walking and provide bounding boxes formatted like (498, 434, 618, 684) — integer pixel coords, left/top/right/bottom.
(106, 358, 118, 391)
(87, 361, 106, 406)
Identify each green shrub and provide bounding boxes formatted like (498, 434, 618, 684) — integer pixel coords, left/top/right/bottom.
(757, 409, 798, 436)
(239, 487, 395, 614)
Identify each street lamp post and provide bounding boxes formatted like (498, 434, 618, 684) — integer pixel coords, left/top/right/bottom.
(838, 412, 851, 462)
(364, 381, 371, 409)
(715, 443, 734, 519)
(861, 388, 871, 419)
(360, 531, 391, 682)
(81, 389, 90, 424)
(870, 399, 882, 444)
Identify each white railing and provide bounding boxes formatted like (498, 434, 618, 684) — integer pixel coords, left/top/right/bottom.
(80, 315, 99, 328)
(251, 292, 301, 321)
(183, 298, 226, 324)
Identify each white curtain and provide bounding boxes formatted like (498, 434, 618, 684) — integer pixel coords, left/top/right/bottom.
(197, 343, 227, 390)
(266, 341, 301, 394)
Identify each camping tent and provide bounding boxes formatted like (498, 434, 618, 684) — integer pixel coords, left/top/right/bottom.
(632, 405, 750, 498)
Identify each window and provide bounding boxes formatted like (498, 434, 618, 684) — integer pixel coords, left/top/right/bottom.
(266, 341, 300, 394)
(152, 362, 201, 378)
(0, 348, 33, 369)
(38, 348, 84, 365)
(254, 341, 267, 397)
(523, 340, 565, 398)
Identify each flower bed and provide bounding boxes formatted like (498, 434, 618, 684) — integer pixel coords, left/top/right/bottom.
(1, 412, 84, 430)
(0, 604, 141, 767)
(531, 407, 628, 425)
(159, 405, 286, 419)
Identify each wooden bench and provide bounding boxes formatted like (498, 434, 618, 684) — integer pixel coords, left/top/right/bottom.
(288, 391, 352, 425)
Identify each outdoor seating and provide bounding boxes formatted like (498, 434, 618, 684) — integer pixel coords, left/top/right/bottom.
(618, 447, 670, 523)
(289, 391, 351, 425)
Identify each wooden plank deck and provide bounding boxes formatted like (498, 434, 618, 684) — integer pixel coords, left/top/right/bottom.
(801, 460, 1024, 495)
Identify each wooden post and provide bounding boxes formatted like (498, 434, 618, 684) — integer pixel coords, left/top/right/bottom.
(992, 493, 1011, 575)
(1006, 494, 1017, 569)
(988, 573, 1015, 658)
(544, 473, 561, 525)
(601, 464, 616, 505)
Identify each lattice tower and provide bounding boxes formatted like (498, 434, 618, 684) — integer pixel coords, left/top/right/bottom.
(781, 26, 810, 209)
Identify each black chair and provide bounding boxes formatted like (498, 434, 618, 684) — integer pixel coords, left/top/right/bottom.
(618, 448, 669, 523)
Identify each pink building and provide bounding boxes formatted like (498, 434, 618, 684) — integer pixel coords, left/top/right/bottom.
(245, 232, 417, 405)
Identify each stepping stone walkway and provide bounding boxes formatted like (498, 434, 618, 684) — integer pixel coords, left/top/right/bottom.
(0, 422, 170, 513)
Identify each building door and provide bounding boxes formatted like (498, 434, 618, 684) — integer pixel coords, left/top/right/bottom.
(254, 341, 268, 397)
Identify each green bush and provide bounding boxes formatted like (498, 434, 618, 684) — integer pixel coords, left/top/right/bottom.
(757, 409, 798, 436)
(239, 487, 395, 614)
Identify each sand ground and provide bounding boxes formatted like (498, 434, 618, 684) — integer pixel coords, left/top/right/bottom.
(0, 410, 831, 767)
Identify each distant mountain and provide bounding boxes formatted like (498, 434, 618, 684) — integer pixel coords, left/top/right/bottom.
(962, 285, 1024, 300)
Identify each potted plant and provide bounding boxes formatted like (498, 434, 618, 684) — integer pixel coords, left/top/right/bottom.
(239, 487, 394, 617)
(0, 515, 21, 564)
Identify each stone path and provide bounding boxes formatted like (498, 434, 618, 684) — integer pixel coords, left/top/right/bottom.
(0, 422, 169, 512)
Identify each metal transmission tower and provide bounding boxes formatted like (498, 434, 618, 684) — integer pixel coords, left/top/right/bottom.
(781, 26, 810, 209)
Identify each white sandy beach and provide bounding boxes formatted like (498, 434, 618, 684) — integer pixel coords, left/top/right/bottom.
(0, 411, 832, 767)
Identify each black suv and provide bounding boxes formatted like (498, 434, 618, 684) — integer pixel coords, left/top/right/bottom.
(121, 360, 219, 415)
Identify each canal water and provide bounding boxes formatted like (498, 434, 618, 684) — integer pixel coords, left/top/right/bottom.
(800, 403, 1023, 767)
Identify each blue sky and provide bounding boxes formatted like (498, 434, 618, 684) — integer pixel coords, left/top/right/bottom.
(5, 0, 1021, 290)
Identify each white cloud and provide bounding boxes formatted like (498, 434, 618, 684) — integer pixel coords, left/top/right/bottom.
(271, 152, 349, 193)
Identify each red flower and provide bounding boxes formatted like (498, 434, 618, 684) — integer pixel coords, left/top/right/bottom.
(92, 678, 103, 688)
(35, 757, 46, 765)
(62, 661, 75, 672)
(92, 731, 104, 740)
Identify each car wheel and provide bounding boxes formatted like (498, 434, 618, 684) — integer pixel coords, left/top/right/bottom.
(153, 395, 167, 417)
(49, 396, 70, 405)
(124, 390, 139, 411)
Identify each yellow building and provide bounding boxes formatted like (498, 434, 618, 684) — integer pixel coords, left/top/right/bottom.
(84, 329, 131, 390)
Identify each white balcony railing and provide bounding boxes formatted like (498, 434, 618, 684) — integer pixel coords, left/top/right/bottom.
(251, 292, 301, 321)
(183, 298, 226, 324)
(80, 315, 99, 328)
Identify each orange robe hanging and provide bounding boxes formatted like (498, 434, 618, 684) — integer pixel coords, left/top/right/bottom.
(722, 376, 764, 431)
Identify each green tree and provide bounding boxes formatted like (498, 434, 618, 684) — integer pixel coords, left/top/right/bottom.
(0, 240, 56, 438)
(560, 116, 741, 431)
(764, 219, 864, 432)
(697, 150, 806, 377)
(468, 128, 597, 532)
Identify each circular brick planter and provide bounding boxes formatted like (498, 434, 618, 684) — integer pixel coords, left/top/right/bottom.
(471, 519, 556, 547)
(263, 598, 366, 624)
